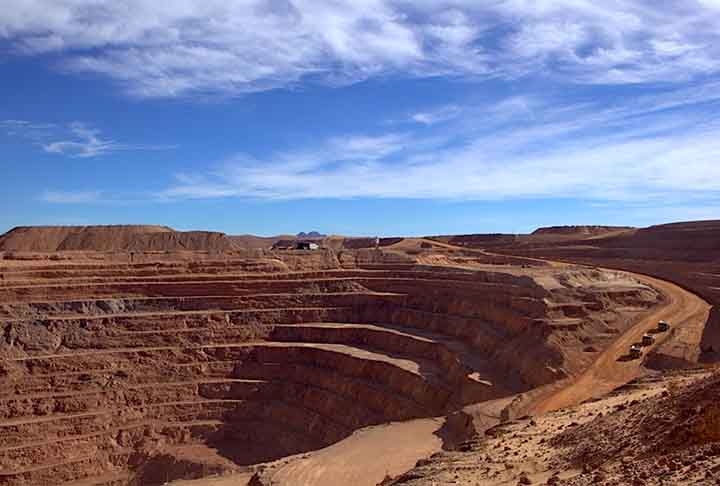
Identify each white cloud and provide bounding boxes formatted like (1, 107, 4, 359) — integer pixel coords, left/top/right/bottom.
(327, 134, 409, 159)
(0, 119, 57, 139)
(411, 105, 462, 125)
(42, 122, 118, 157)
(157, 132, 413, 200)
(155, 83, 720, 202)
(42, 190, 101, 204)
(1, 1, 719, 97)
(2, 120, 175, 157)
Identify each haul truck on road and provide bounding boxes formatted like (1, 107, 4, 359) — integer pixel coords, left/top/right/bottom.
(629, 344, 643, 359)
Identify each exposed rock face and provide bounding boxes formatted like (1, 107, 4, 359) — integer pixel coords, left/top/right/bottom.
(0, 256, 657, 485)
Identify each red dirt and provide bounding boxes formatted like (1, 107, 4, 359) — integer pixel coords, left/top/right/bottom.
(0, 222, 716, 486)
(488, 220, 720, 365)
(382, 368, 720, 486)
(0, 226, 172, 252)
(531, 225, 635, 238)
(0, 226, 239, 253)
(552, 371, 720, 471)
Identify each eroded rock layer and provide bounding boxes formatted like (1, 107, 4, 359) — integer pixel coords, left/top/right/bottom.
(0, 258, 658, 485)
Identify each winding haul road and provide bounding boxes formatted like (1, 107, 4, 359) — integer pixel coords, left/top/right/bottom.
(527, 269, 711, 415)
(453, 240, 713, 415)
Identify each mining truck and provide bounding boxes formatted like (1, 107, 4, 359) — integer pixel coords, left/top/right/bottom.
(641, 333, 656, 346)
(629, 344, 643, 359)
(658, 320, 671, 332)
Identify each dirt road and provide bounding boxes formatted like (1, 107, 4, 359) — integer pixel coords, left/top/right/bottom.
(526, 271, 711, 415)
(267, 418, 444, 486)
(407, 241, 712, 416)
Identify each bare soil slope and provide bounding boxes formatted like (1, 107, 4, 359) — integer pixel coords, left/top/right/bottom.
(384, 368, 720, 486)
(531, 225, 634, 238)
(551, 370, 720, 485)
(0, 226, 240, 253)
(0, 226, 172, 252)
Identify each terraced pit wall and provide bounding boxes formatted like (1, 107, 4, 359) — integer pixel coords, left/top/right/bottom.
(0, 259, 658, 485)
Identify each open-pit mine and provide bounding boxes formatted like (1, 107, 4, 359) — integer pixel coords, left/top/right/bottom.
(0, 224, 717, 486)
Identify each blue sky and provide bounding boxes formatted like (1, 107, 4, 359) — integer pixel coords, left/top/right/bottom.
(1, 1, 720, 236)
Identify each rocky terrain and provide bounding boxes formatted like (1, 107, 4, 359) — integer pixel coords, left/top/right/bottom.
(381, 368, 720, 486)
(487, 220, 720, 366)
(0, 222, 716, 486)
(372, 220, 720, 486)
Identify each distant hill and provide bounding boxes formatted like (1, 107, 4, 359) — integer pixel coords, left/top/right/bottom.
(0, 225, 238, 252)
(592, 220, 720, 255)
(297, 231, 326, 239)
(427, 233, 521, 248)
(531, 225, 634, 237)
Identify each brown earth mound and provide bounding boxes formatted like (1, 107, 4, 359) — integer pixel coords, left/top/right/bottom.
(531, 225, 634, 238)
(0, 226, 172, 252)
(123, 231, 237, 252)
(427, 233, 521, 249)
(0, 226, 239, 253)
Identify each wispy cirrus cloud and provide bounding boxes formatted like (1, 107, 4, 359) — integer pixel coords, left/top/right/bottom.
(1, 120, 175, 157)
(41, 190, 102, 204)
(410, 105, 462, 125)
(153, 82, 720, 202)
(157, 133, 413, 200)
(0, 120, 57, 139)
(1, 1, 719, 98)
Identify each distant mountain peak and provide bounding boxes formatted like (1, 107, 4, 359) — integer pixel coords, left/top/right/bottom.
(297, 231, 326, 238)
